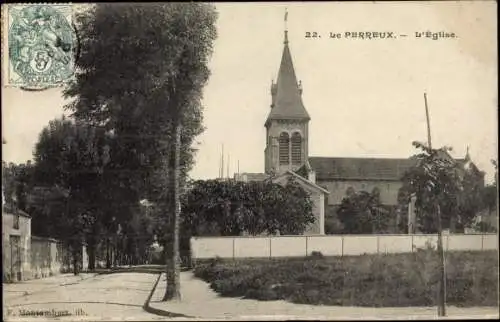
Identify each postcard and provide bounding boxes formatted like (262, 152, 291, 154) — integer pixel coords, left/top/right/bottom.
(2, 2, 498, 321)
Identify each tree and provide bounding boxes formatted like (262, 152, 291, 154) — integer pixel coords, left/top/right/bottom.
(2, 161, 34, 212)
(483, 159, 498, 215)
(183, 180, 247, 236)
(182, 178, 315, 237)
(29, 117, 111, 273)
(455, 165, 485, 231)
(402, 141, 468, 316)
(274, 178, 315, 234)
(65, 3, 217, 300)
(472, 159, 498, 233)
(337, 188, 389, 234)
(402, 143, 464, 233)
(401, 142, 490, 233)
(395, 186, 411, 233)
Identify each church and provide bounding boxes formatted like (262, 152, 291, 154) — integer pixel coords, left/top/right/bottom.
(234, 25, 482, 235)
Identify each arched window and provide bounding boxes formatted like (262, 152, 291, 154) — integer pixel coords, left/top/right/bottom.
(279, 132, 290, 165)
(291, 132, 302, 165)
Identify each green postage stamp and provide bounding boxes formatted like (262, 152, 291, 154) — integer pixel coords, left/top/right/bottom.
(6, 4, 76, 90)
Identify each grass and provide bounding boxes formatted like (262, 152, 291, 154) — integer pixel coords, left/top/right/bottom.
(193, 250, 499, 307)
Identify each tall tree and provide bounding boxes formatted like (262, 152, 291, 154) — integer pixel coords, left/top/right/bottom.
(401, 143, 488, 233)
(2, 161, 34, 213)
(65, 3, 217, 300)
(484, 159, 498, 215)
(30, 117, 111, 273)
(402, 142, 464, 233)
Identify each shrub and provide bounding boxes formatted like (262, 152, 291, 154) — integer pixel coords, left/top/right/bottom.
(474, 221, 497, 233)
(310, 251, 324, 259)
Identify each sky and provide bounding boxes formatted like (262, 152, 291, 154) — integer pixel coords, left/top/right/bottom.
(2, 2, 498, 183)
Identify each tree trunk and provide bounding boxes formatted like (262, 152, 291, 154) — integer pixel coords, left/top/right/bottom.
(72, 244, 80, 276)
(106, 238, 111, 269)
(88, 241, 96, 271)
(113, 237, 118, 268)
(163, 123, 182, 301)
(449, 216, 456, 233)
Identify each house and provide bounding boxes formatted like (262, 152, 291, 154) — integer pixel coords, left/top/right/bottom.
(2, 203, 88, 282)
(2, 205, 31, 282)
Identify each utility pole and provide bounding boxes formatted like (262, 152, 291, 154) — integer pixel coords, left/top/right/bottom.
(424, 92, 447, 317)
(219, 147, 222, 179)
(221, 144, 224, 180)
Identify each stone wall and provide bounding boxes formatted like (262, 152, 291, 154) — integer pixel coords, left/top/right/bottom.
(29, 238, 88, 279)
(191, 233, 499, 259)
(30, 237, 57, 279)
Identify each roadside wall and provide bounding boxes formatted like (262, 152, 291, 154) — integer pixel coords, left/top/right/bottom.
(191, 233, 499, 259)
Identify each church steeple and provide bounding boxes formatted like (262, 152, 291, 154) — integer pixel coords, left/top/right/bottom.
(284, 8, 289, 45)
(264, 10, 310, 175)
(266, 10, 310, 127)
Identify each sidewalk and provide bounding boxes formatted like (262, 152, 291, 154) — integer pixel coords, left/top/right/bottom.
(3, 273, 98, 301)
(149, 272, 499, 320)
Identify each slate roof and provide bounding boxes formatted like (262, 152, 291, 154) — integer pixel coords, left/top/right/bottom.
(265, 34, 310, 126)
(309, 156, 467, 182)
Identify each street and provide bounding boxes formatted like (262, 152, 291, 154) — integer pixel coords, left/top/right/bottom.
(3, 272, 172, 321)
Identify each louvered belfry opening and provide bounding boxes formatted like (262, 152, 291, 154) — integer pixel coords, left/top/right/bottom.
(264, 23, 312, 174)
(279, 132, 290, 165)
(291, 132, 302, 165)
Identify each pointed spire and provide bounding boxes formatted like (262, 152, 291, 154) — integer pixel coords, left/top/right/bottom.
(465, 145, 471, 161)
(463, 145, 473, 171)
(284, 8, 289, 44)
(265, 9, 310, 126)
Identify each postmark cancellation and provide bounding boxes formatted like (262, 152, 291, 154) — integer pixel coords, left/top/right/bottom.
(4, 4, 75, 90)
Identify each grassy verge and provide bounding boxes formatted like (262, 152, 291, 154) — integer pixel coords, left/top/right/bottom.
(193, 250, 499, 307)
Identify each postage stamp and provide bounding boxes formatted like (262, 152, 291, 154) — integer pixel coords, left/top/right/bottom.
(6, 4, 75, 90)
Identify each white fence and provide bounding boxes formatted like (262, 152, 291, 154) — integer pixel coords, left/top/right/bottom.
(190, 233, 499, 259)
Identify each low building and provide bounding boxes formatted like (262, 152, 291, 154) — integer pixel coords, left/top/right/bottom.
(2, 206, 32, 282)
(2, 204, 88, 282)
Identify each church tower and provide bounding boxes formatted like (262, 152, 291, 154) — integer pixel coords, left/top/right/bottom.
(264, 14, 310, 175)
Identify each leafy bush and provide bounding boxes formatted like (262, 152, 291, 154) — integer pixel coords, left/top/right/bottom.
(474, 220, 497, 233)
(310, 251, 324, 259)
(194, 251, 498, 307)
(183, 178, 315, 236)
